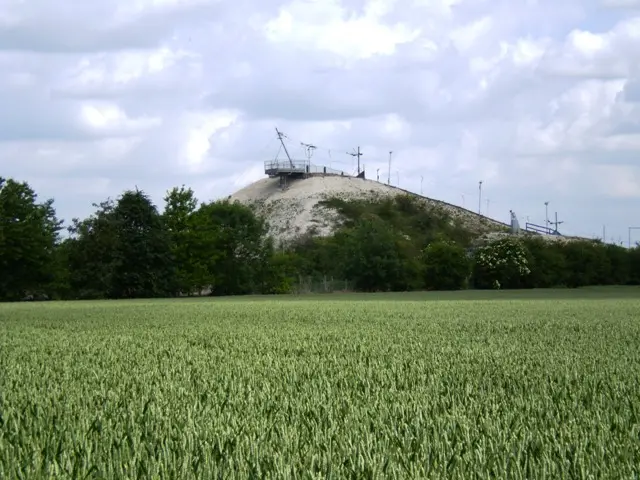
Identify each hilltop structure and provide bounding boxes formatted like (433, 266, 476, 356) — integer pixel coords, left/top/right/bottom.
(231, 128, 575, 245)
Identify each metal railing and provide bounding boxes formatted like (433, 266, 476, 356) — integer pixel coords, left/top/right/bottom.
(264, 160, 348, 176)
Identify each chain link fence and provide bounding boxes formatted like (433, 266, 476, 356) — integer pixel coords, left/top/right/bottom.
(291, 276, 353, 294)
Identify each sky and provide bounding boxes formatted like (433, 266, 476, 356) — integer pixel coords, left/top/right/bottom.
(1, 0, 639, 245)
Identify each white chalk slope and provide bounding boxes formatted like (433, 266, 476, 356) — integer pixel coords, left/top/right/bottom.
(230, 175, 509, 245)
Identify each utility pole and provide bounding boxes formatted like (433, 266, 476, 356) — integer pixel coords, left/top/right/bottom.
(388, 151, 392, 185)
(544, 201, 549, 231)
(602, 225, 606, 243)
(347, 147, 363, 174)
(550, 212, 563, 234)
(478, 180, 483, 215)
(420, 176, 423, 195)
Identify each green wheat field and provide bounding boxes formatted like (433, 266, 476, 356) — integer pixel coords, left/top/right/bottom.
(1, 288, 639, 479)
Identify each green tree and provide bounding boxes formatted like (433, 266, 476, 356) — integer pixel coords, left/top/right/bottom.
(522, 237, 567, 288)
(254, 241, 296, 294)
(189, 200, 272, 295)
(341, 214, 408, 292)
(629, 245, 640, 285)
(604, 243, 630, 285)
(66, 199, 119, 299)
(0, 177, 62, 300)
(561, 240, 610, 288)
(49, 238, 73, 300)
(163, 186, 199, 295)
(109, 189, 176, 298)
(66, 191, 176, 299)
(422, 240, 470, 290)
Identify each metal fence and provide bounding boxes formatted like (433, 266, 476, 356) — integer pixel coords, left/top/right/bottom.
(264, 160, 348, 177)
(292, 276, 352, 294)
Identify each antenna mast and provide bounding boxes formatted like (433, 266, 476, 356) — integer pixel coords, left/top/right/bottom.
(347, 147, 363, 174)
(301, 142, 316, 164)
(275, 127, 294, 168)
(550, 212, 564, 234)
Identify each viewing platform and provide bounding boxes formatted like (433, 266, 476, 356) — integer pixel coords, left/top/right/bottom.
(264, 160, 349, 178)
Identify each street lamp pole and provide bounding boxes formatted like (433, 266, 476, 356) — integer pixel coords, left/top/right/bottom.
(478, 180, 483, 215)
(629, 226, 640, 249)
(544, 201, 549, 231)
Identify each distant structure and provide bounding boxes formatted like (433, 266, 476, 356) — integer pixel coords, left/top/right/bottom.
(510, 210, 520, 234)
(264, 127, 363, 190)
(525, 212, 563, 236)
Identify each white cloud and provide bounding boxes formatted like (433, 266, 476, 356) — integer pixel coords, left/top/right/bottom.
(601, 0, 640, 8)
(0, 0, 638, 241)
(264, 0, 421, 59)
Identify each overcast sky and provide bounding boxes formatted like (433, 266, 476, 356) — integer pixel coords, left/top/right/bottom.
(1, 0, 639, 244)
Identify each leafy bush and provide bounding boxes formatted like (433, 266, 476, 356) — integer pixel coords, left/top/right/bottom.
(341, 214, 410, 292)
(521, 237, 567, 288)
(472, 237, 531, 289)
(422, 240, 470, 290)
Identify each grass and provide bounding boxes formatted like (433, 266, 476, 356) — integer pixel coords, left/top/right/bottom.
(1, 288, 639, 478)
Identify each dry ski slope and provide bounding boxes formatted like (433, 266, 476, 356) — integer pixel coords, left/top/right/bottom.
(230, 175, 509, 246)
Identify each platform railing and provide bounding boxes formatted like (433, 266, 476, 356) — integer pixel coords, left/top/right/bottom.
(264, 160, 348, 176)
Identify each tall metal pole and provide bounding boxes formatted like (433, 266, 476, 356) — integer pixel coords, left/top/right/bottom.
(397, 171, 400, 186)
(388, 151, 392, 185)
(629, 227, 640, 248)
(544, 201, 549, 231)
(275, 127, 293, 168)
(550, 212, 564, 234)
(347, 147, 363, 174)
(420, 176, 423, 195)
(478, 181, 483, 215)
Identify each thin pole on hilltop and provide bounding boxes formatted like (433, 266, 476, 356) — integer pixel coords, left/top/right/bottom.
(544, 201, 549, 231)
(629, 227, 640, 248)
(347, 147, 363, 174)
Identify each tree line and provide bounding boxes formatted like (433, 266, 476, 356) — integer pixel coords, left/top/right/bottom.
(1, 176, 638, 301)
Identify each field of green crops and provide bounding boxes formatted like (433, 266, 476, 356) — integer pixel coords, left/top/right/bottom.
(1, 289, 639, 479)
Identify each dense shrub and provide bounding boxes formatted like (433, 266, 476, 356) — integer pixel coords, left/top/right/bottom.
(522, 237, 567, 288)
(422, 240, 470, 290)
(472, 237, 531, 289)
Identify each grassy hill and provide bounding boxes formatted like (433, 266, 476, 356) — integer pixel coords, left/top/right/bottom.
(230, 175, 511, 246)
